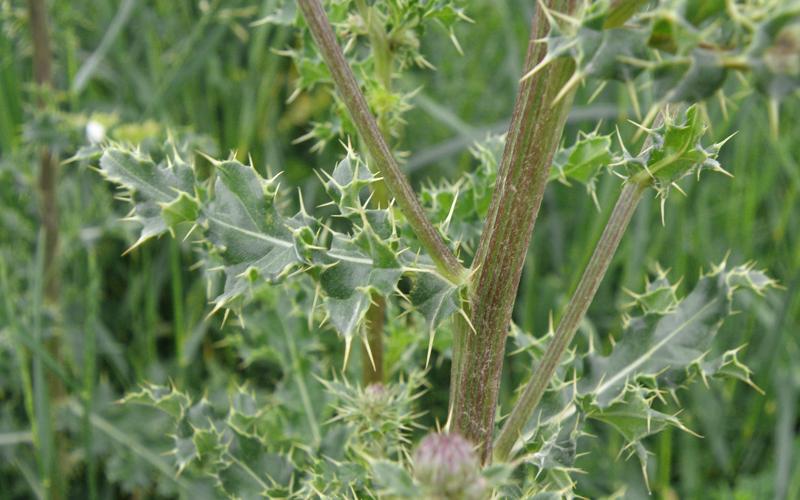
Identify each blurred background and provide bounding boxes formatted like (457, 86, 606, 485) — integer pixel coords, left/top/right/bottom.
(0, 0, 798, 498)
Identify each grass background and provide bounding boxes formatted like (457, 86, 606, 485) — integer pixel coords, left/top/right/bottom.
(1, 0, 798, 498)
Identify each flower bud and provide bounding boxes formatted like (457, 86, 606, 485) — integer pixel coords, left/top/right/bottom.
(365, 382, 387, 400)
(361, 383, 390, 417)
(413, 433, 486, 499)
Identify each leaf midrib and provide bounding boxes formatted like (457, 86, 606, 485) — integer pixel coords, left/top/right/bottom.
(594, 297, 718, 396)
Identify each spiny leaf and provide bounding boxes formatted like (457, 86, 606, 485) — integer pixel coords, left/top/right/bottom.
(533, 0, 800, 116)
(273, 0, 470, 150)
(623, 267, 681, 315)
(618, 105, 730, 203)
(523, 410, 582, 474)
(99, 145, 198, 249)
(549, 131, 614, 207)
(121, 383, 191, 420)
(577, 387, 696, 493)
(579, 388, 690, 443)
(97, 144, 462, 343)
(203, 159, 310, 312)
(122, 383, 295, 498)
(507, 261, 774, 493)
(419, 135, 502, 254)
(579, 261, 776, 407)
(420, 132, 615, 255)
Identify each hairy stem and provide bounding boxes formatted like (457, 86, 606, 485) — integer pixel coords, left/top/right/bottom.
(296, 0, 465, 284)
(494, 181, 647, 461)
(450, 0, 577, 463)
(448, 306, 468, 409)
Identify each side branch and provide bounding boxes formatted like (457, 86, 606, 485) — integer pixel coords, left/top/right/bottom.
(494, 181, 646, 461)
(295, 0, 465, 284)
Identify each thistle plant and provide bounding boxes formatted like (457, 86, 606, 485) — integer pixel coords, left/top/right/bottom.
(89, 0, 794, 497)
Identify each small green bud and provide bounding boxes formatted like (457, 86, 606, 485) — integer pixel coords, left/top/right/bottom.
(362, 383, 390, 417)
(413, 433, 486, 500)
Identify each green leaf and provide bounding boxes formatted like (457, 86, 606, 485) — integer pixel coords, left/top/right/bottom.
(98, 145, 198, 249)
(481, 463, 515, 490)
(121, 384, 191, 420)
(215, 460, 269, 500)
(577, 387, 696, 492)
(579, 261, 776, 407)
(419, 135, 501, 254)
(623, 268, 681, 315)
(204, 159, 308, 312)
(620, 105, 730, 198)
(319, 229, 403, 338)
(97, 145, 460, 342)
(549, 132, 614, 206)
(408, 272, 460, 335)
(580, 388, 689, 443)
(509, 261, 774, 493)
(121, 382, 297, 498)
(532, 1, 800, 110)
(656, 49, 728, 102)
(603, 0, 649, 29)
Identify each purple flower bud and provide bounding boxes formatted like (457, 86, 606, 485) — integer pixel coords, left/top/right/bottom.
(413, 433, 486, 499)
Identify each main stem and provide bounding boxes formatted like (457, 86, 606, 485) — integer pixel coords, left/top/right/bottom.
(494, 181, 646, 461)
(450, 0, 577, 463)
(296, 0, 465, 285)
